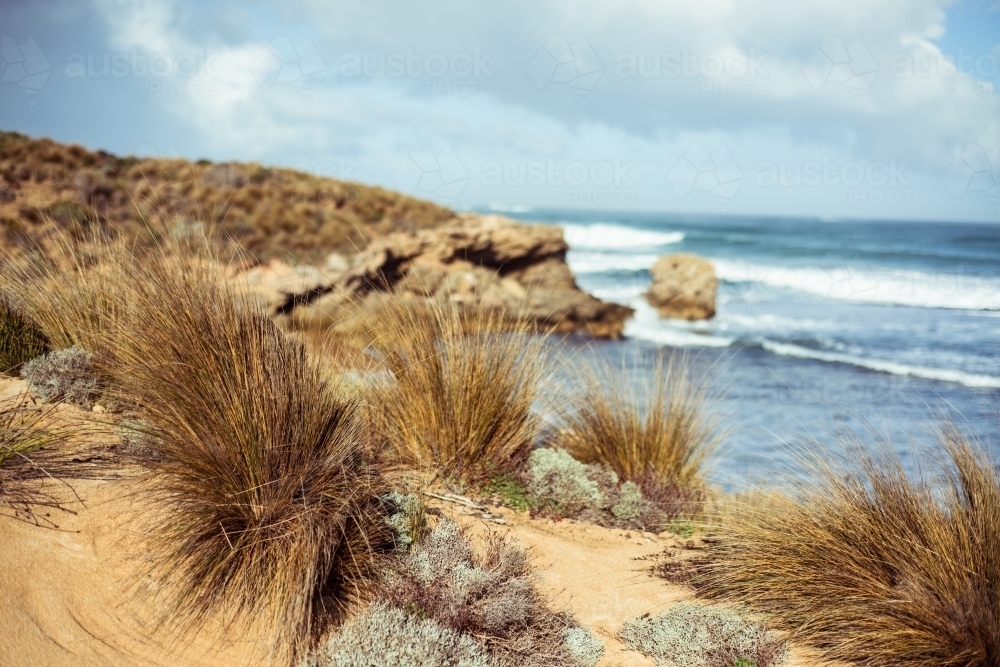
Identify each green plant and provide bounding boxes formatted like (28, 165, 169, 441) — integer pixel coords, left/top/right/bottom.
(0, 294, 49, 374)
(369, 299, 543, 478)
(482, 472, 536, 512)
(618, 603, 786, 667)
(689, 427, 1000, 667)
(665, 520, 696, 538)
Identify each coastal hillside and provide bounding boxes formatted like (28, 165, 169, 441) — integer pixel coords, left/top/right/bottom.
(0, 131, 455, 262)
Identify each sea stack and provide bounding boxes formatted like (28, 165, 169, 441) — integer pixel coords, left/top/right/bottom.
(646, 253, 717, 320)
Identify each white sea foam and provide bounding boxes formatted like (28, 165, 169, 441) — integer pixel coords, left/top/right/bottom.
(624, 300, 736, 348)
(487, 203, 532, 213)
(567, 251, 661, 274)
(758, 340, 1000, 388)
(561, 223, 684, 250)
(712, 258, 1000, 310)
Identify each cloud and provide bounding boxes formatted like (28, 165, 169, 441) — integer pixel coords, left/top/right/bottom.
(7, 0, 997, 220)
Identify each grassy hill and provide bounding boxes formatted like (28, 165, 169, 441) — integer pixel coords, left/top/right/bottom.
(0, 131, 456, 263)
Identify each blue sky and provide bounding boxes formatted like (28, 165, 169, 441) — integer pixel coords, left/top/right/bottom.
(1, 0, 998, 222)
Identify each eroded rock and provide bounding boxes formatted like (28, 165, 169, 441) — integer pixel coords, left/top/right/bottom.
(239, 214, 633, 339)
(646, 253, 717, 320)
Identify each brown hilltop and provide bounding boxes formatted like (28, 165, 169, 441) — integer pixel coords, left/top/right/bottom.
(0, 131, 632, 338)
(0, 131, 453, 262)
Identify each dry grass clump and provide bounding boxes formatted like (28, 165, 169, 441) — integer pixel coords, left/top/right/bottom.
(313, 603, 491, 667)
(368, 299, 544, 478)
(550, 353, 719, 516)
(1, 237, 124, 353)
(380, 518, 603, 667)
(20, 346, 100, 408)
(0, 294, 49, 374)
(0, 394, 81, 524)
(619, 603, 787, 667)
(687, 428, 1000, 667)
(91, 247, 394, 662)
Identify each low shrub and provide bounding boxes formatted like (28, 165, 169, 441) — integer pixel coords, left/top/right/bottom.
(619, 603, 787, 667)
(369, 299, 543, 478)
(521, 447, 679, 531)
(20, 346, 100, 408)
(687, 428, 1000, 667)
(314, 603, 490, 667)
(380, 518, 603, 667)
(525, 447, 604, 516)
(0, 294, 49, 374)
(382, 491, 426, 553)
(552, 353, 718, 492)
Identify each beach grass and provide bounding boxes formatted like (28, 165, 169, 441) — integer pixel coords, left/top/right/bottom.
(367, 298, 544, 479)
(551, 352, 719, 500)
(688, 426, 1000, 667)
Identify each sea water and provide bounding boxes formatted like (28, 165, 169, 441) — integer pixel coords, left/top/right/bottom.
(500, 208, 1000, 489)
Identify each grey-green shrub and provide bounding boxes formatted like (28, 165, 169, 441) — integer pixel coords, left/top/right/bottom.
(526, 447, 606, 514)
(382, 518, 599, 667)
(525, 447, 666, 530)
(383, 491, 424, 552)
(315, 603, 489, 667)
(611, 481, 647, 522)
(562, 626, 604, 667)
(619, 603, 787, 667)
(20, 346, 99, 408)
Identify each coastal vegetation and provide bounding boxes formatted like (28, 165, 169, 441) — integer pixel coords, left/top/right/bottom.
(1, 135, 997, 667)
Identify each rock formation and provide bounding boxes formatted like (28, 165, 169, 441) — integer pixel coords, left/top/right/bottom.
(241, 214, 634, 339)
(646, 254, 717, 320)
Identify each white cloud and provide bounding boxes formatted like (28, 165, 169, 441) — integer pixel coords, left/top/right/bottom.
(88, 0, 1000, 220)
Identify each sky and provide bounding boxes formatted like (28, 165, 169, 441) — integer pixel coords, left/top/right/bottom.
(1, 0, 998, 222)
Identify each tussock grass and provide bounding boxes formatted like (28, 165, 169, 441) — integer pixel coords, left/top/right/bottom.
(4, 233, 393, 661)
(368, 299, 543, 478)
(1, 237, 124, 353)
(0, 294, 49, 374)
(551, 353, 719, 496)
(98, 247, 392, 662)
(689, 427, 1000, 667)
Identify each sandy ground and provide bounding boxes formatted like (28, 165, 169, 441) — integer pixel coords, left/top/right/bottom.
(1, 376, 825, 667)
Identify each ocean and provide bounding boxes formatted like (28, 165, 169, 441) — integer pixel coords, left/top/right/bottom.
(498, 208, 1000, 489)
